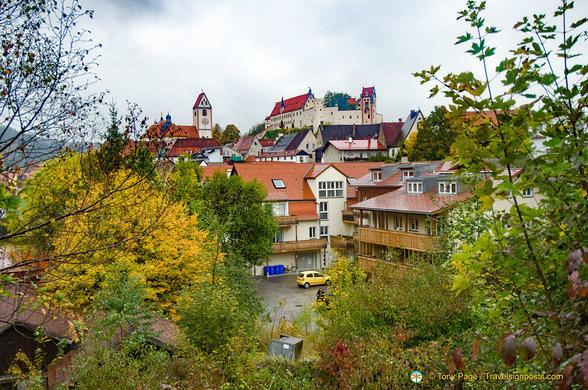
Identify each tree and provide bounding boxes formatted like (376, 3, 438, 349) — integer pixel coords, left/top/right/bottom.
(407, 106, 456, 161)
(0, 0, 98, 198)
(219, 124, 240, 145)
(247, 122, 265, 136)
(401, 131, 418, 157)
(198, 171, 276, 270)
(324, 91, 356, 110)
(212, 123, 222, 141)
(416, 1, 587, 385)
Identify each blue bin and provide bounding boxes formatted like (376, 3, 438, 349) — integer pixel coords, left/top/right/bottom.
(263, 266, 267, 276)
(269, 265, 274, 276)
(279, 265, 284, 274)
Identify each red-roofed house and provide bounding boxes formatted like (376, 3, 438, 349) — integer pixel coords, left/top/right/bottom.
(321, 138, 387, 163)
(349, 161, 539, 271)
(233, 162, 384, 273)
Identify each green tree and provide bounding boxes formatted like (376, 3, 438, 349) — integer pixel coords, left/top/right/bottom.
(324, 91, 356, 110)
(219, 124, 240, 144)
(247, 122, 265, 136)
(416, 1, 587, 385)
(408, 106, 456, 161)
(198, 171, 276, 269)
(212, 123, 222, 141)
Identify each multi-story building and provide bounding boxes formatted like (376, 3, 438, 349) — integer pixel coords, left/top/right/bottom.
(232, 162, 382, 275)
(264, 87, 383, 132)
(349, 161, 539, 271)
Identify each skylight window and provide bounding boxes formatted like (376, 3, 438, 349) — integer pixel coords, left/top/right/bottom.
(272, 179, 286, 189)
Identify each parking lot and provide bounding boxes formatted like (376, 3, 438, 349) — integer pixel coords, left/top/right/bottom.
(256, 273, 322, 321)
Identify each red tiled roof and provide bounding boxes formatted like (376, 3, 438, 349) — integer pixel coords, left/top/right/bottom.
(144, 121, 199, 139)
(289, 201, 319, 221)
(352, 185, 471, 215)
(193, 92, 207, 109)
(167, 138, 221, 158)
(269, 92, 310, 117)
(259, 139, 275, 147)
(330, 162, 384, 180)
(233, 163, 315, 201)
(328, 139, 386, 151)
(233, 135, 255, 153)
(201, 165, 232, 180)
(381, 122, 404, 146)
(361, 87, 375, 97)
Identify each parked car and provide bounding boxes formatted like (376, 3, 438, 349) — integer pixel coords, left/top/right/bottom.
(297, 270, 330, 289)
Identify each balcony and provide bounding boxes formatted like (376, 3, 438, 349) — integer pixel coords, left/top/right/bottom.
(358, 255, 416, 274)
(330, 235, 356, 250)
(272, 238, 328, 254)
(358, 227, 441, 252)
(342, 210, 358, 224)
(277, 216, 299, 226)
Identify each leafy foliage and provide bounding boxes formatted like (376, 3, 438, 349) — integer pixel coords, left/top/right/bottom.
(416, 1, 588, 386)
(324, 91, 357, 110)
(408, 106, 457, 161)
(219, 124, 240, 145)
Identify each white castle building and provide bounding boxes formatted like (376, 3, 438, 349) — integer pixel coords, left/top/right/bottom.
(264, 87, 383, 132)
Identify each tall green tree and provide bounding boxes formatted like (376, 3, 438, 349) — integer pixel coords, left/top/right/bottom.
(198, 171, 276, 269)
(324, 91, 356, 110)
(416, 1, 587, 385)
(219, 124, 240, 144)
(247, 122, 265, 136)
(212, 123, 222, 141)
(407, 106, 456, 161)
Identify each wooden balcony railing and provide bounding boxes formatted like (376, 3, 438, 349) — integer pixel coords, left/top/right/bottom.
(272, 238, 328, 254)
(277, 216, 299, 226)
(358, 255, 417, 275)
(342, 210, 357, 224)
(358, 227, 441, 252)
(330, 235, 355, 250)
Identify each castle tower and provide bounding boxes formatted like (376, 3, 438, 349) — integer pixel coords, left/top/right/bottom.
(360, 87, 376, 125)
(193, 91, 212, 138)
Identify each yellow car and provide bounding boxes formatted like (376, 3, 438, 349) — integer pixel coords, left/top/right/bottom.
(297, 270, 331, 289)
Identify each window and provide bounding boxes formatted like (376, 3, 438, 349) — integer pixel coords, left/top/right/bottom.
(394, 215, 403, 230)
(402, 170, 414, 180)
(276, 202, 288, 217)
(320, 225, 329, 238)
(522, 188, 534, 197)
(409, 217, 419, 232)
(319, 202, 328, 220)
(318, 181, 343, 198)
(372, 170, 382, 182)
(202, 109, 207, 116)
(272, 179, 286, 189)
(309, 226, 317, 239)
(274, 229, 284, 243)
(407, 182, 423, 193)
(439, 182, 457, 194)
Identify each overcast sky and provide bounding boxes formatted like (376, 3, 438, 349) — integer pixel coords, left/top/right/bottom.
(83, 0, 587, 133)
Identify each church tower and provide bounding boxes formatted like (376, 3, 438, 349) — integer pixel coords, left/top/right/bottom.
(193, 91, 212, 138)
(360, 87, 376, 125)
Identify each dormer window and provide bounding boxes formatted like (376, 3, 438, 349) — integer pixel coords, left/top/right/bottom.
(439, 182, 457, 194)
(372, 170, 382, 182)
(272, 179, 286, 189)
(407, 182, 423, 193)
(402, 170, 414, 181)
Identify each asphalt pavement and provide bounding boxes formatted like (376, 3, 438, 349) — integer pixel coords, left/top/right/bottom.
(256, 273, 320, 321)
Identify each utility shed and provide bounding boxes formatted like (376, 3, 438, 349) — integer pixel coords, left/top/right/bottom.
(268, 335, 303, 360)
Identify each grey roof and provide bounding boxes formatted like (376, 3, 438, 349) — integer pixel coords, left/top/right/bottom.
(319, 124, 380, 144)
(269, 132, 298, 153)
(401, 110, 422, 139)
(285, 129, 310, 151)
